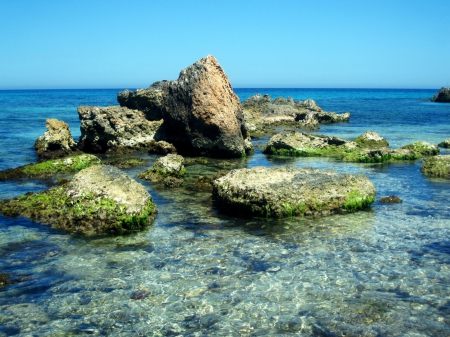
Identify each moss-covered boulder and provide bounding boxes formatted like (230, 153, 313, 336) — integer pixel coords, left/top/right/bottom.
(421, 155, 450, 178)
(137, 154, 186, 185)
(0, 165, 157, 234)
(438, 138, 450, 148)
(0, 154, 101, 181)
(353, 131, 389, 148)
(401, 141, 439, 156)
(213, 166, 376, 218)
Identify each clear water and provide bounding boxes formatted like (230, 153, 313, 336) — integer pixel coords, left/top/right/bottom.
(0, 89, 449, 336)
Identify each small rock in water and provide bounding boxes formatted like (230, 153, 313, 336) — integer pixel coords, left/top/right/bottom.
(379, 196, 403, 203)
(132, 289, 150, 300)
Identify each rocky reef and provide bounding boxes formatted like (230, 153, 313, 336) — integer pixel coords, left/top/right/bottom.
(35, 118, 78, 160)
(77, 106, 165, 153)
(421, 155, 450, 178)
(242, 94, 350, 137)
(0, 154, 101, 181)
(262, 129, 437, 163)
(213, 166, 376, 218)
(118, 55, 252, 158)
(431, 87, 450, 103)
(0, 165, 157, 234)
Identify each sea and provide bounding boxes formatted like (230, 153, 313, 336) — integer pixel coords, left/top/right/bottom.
(0, 88, 449, 336)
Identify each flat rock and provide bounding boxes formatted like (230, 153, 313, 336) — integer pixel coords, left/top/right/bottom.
(421, 155, 450, 178)
(213, 166, 376, 218)
(77, 106, 164, 153)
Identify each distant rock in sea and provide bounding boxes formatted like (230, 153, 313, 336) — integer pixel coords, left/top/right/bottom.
(431, 87, 450, 103)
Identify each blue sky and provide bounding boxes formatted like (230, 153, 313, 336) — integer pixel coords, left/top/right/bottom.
(1, 0, 449, 89)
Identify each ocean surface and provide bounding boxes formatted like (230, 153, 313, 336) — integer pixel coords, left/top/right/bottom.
(0, 88, 449, 336)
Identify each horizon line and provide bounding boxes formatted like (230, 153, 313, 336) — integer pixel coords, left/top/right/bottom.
(0, 87, 441, 91)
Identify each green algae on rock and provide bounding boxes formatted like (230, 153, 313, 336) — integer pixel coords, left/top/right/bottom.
(400, 141, 440, 156)
(137, 154, 186, 184)
(0, 154, 101, 181)
(212, 166, 375, 218)
(0, 165, 157, 234)
(420, 155, 450, 178)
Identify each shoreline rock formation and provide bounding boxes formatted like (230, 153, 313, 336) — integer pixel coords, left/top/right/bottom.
(35, 119, 77, 160)
(0, 165, 157, 234)
(241, 94, 350, 137)
(431, 87, 450, 103)
(213, 166, 376, 218)
(118, 55, 252, 158)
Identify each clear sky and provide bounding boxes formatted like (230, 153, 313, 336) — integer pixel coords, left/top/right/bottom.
(0, 0, 449, 89)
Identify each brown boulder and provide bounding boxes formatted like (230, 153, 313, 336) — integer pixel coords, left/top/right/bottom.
(34, 119, 77, 160)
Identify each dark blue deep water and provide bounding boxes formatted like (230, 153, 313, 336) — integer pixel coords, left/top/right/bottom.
(0, 88, 449, 336)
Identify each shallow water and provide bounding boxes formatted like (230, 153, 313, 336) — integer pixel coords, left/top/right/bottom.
(0, 89, 449, 336)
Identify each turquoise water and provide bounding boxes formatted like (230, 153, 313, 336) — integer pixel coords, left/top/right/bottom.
(0, 89, 449, 336)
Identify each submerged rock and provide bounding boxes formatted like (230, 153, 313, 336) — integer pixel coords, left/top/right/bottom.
(354, 131, 389, 148)
(137, 154, 186, 184)
(242, 94, 350, 137)
(421, 155, 450, 178)
(35, 118, 77, 160)
(213, 166, 376, 218)
(118, 55, 252, 158)
(431, 87, 450, 103)
(0, 154, 101, 181)
(0, 165, 157, 234)
(77, 106, 164, 153)
(438, 138, 450, 148)
(379, 196, 403, 203)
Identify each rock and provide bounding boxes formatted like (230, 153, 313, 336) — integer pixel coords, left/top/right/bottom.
(0, 165, 157, 234)
(102, 158, 147, 169)
(401, 141, 440, 156)
(161, 55, 251, 157)
(421, 155, 450, 178)
(262, 129, 351, 156)
(117, 81, 167, 120)
(390, 148, 422, 160)
(242, 94, 350, 137)
(0, 154, 101, 181)
(431, 87, 450, 103)
(379, 196, 403, 203)
(34, 119, 77, 160)
(212, 166, 376, 218)
(147, 140, 177, 155)
(354, 131, 389, 148)
(0, 272, 11, 288)
(77, 106, 165, 153)
(137, 154, 186, 184)
(438, 138, 450, 148)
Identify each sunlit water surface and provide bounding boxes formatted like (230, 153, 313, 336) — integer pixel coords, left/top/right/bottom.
(0, 89, 449, 336)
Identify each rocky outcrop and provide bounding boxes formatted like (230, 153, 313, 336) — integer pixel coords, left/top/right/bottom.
(77, 106, 164, 153)
(421, 155, 450, 178)
(354, 131, 389, 148)
(400, 141, 440, 156)
(118, 55, 252, 158)
(35, 119, 77, 160)
(212, 166, 376, 218)
(117, 81, 167, 120)
(242, 94, 350, 137)
(0, 165, 157, 234)
(431, 87, 450, 103)
(137, 154, 186, 187)
(0, 154, 101, 181)
(438, 138, 450, 148)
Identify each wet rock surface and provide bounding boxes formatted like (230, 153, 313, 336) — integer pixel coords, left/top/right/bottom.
(34, 119, 78, 160)
(137, 154, 186, 185)
(0, 165, 157, 234)
(77, 106, 165, 153)
(242, 94, 350, 137)
(401, 141, 440, 156)
(354, 131, 389, 148)
(213, 166, 376, 218)
(421, 155, 450, 178)
(379, 195, 403, 203)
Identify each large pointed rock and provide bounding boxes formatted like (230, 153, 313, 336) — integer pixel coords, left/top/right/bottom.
(35, 118, 77, 160)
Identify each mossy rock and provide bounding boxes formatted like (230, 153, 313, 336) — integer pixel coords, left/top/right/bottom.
(401, 141, 439, 156)
(0, 165, 157, 235)
(102, 158, 147, 169)
(353, 131, 389, 148)
(0, 154, 101, 181)
(421, 155, 450, 178)
(137, 154, 186, 183)
(438, 138, 450, 148)
(213, 166, 375, 218)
